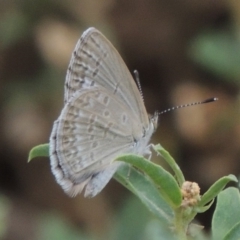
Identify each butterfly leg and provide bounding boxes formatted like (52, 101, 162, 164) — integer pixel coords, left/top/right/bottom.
(144, 143, 155, 160)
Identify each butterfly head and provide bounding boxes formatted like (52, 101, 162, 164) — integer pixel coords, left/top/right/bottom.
(150, 111, 159, 132)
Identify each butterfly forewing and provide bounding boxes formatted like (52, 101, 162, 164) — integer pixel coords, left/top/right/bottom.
(64, 28, 149, 129)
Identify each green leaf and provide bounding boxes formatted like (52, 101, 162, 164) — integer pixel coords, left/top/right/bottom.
(153, 144, 185, 186)
(223, 221, 240, 240)
(114, 164, 173, 224)
(116, 154, 182, 208)
(195, 199, 214, 213)
(199, 174, 238, 207)
(28, 143, 49, 162)
(212, 187, 240, 240)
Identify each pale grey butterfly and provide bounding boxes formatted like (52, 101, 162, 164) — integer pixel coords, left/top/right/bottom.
(49, 27, 158, 198)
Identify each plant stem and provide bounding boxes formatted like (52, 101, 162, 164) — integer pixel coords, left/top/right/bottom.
(174, 208, 188, 240)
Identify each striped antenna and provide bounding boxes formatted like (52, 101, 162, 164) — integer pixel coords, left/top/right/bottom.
(158, 97, 218, 115)
(133, 70, 144, 102)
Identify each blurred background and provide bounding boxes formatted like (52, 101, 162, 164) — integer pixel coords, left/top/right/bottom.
(1, 0, 240, 239)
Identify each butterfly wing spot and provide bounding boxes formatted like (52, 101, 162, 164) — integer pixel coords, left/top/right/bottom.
(90, 35, 101, 49)
(89, 135, 95, 140)
(103, 122, 114, 137)
(75, 61, 88, 72)
(92, 69, 98, 77)
(89, 114, 97, 124)
(87, 125, 94, 133)
(72, 78, 85, 88)
(121, 113, 128, 124)
(103, 96, 109, 105)
(95, 59, 100, 67)
(92, 141, 98, 148)
(103, 109, 110, 117)
(79, 79, 85, 84)
(82, 49, 93, 59)
(90, 35, 108, 58)
(73, 52, 83, 68)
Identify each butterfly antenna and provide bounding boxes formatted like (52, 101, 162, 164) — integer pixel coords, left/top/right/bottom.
(133, 70, 144, 102)
(158, 97, 218, 115)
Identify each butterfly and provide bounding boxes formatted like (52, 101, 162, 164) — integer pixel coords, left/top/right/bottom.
(49, 27, 158, 197)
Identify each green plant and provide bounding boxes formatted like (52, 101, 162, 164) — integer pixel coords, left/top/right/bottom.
(28, 144, 239, 240)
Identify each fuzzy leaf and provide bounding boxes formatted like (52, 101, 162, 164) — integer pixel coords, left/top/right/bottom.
(114, 164, 174, 224)
(116, 154, 182, 208)
(212, 187, 240, 240)
(28, 143, 49, 162)
(199, 174, 237, 207)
